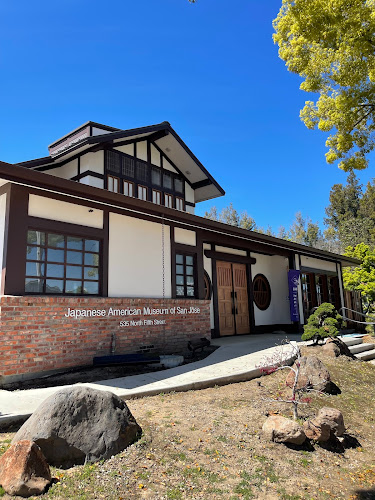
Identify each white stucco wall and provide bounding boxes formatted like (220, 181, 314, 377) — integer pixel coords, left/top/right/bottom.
(174, 228, 196, 246)
(136, 141, 148, 161)
(80, 176, 104, 189)
(28, 195, 103, 228)
(0, 193, 7, 294)
(46, 159, 78, 180)
(80, 151, 104, 175)
(300, 255, 337, 273)
(251, 253, 291, 326)
(215, 246, 247, 256)
(114, 144, 134, 156)
(108, 213, 171, 298)
(163, 158, 177, 173)
(185, 183, 194, 204)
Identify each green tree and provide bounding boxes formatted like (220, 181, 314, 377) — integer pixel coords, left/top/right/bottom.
(273, 0, 375, 171)
(204, 203, 256, 230)
(343, 243, 375, 313)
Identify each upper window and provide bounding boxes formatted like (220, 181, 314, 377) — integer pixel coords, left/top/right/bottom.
(165, 193, 173, 208)
(136, 161, 149, 183)
(122, 156, 135, 178)
(175, 197, 184, 211)
(175, 253, 196, 298)
(138, 185, 148, 201)
(107, 175, 120, 193)
(107, 151, 121, 174)
(25, 230, 100, 295)
(163, 171, 173, 190)
(253, 274, 271, 310)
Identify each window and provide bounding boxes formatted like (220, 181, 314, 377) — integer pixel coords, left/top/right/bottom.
(107, 175, 120, 193)
(174, 177, 183, 193)
(315, 275, 324, 306)
(136, 161, 149, 183)
(152, 190, 161, 205)
(107, 151, 121, 174)
(122, 156, 135, 178)
(138, 185, 148, 201)
(301, 273, 313, 319)
(175, 197, 184, 211)
(204, 270, 212, 300)
(165, 193, 173, 208)
(151, 167, 161, 186)
(175, 254, 196, 297)
(163, 171, 173, 190)
(123, 180, 134, 197)
(25, 230, 100, 295)
(253, 274, 271, 310)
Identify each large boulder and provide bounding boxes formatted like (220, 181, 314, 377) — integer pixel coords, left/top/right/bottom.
(0, 440, 51, 497)
(262, 415, 306, 445)
(324, 338, 354, 358)
(286, 356, 331, 392)
(322, 341, 341, 358)
(303, 407, 345, 442)
(12, 387, 142, 468)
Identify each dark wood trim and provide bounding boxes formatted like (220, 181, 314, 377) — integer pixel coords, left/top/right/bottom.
(204, 250, 256, 265)
(196, 231, 205, 300)
(337, 262, 345, 309)
(152, 141, 194, 189)
(210, 244, 220, 338)
(185, 200, 195, 207)
(192, 179, 211, 190)
(77, 156, 81, 176)
(71, 170, 104, 182)
(2, 185, 29, 295)
(170, 225, 176, 299)
(102, 210, 109, 297)
(28, 216, 105, 239)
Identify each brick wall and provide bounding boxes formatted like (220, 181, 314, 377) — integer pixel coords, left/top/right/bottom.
(0, 296, 211, 384)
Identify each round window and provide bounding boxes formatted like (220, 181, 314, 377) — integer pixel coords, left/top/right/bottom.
(203, 271, 212, 300)
(253, 274, 271, 310)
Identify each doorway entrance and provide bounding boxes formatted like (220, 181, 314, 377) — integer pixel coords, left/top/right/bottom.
(216, 261, 250, 336)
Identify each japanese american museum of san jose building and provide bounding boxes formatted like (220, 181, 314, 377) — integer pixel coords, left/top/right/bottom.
(0, 121, 360, 385)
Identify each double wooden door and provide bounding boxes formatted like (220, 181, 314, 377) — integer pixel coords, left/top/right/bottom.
(216, 261, 250, 336)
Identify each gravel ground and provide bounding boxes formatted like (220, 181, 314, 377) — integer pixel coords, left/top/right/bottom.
(1, 346, 375, 499)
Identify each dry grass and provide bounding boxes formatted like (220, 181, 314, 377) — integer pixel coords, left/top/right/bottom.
(1, 347, 375, 499)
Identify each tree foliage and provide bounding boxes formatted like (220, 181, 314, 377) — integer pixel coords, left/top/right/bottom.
(204, 203, 256, 230)
(301, 303, 342, 343)
(273, 0, 375, 171)
(343, 243, 375, 313)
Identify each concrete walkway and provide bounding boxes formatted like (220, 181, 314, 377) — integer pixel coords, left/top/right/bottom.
(0, 333, 301, 429)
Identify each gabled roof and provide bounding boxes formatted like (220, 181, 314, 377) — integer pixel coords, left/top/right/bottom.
(15, 121, 225, 203)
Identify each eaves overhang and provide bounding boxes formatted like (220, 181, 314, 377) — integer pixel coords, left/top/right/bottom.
(0, 161, 360, 268)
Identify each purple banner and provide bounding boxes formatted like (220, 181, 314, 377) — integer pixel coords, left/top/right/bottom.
(288, 270, 300, 322)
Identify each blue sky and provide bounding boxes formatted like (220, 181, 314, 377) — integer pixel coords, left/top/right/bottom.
(0, 0, 373, 232)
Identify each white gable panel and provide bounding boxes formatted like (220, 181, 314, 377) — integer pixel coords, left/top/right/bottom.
(80, 151, 104, 174)
(47, 159, 78, 180)
(163, 158, 177, 173)
(115, 144, 134, 156)
(151, 144, 161, 166)
(136, 141, 147, 161)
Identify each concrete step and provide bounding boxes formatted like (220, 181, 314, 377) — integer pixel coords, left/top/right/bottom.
(349, 343, 375, 354)
(355, 349, 375, 361)
(339, 335, 364, 347)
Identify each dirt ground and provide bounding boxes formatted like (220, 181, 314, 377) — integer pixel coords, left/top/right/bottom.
(1, 346, 375, 500)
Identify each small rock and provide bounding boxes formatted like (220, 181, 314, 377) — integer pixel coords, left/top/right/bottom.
(262, 415, 306, 445)
(325, 338, 354, 358)
(303, 420, 331, 442)
(316, 407, 345, 437)
(322, 342, 341, 357)
(0, 440, 51, 497)
(12, 387, 142, 468)
(286, 356, 331, 392)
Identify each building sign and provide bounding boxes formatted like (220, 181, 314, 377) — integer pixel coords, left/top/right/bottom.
(288, 270, 300, 322)
(49, 126, 90, 157)
(64, 305, 201, 327)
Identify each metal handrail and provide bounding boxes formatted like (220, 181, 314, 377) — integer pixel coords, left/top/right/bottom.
(339, 307, 375, 326)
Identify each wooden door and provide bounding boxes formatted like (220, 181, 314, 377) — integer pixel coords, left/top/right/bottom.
(216, 261, 250, 336)
(217, 261, 235, 335)
(232, 263, 250, 334)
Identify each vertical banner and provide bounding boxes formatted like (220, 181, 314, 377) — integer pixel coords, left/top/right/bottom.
(288, 270, 300, 322)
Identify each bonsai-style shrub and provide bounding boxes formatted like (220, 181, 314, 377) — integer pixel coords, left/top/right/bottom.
(302, 303, 343, 344)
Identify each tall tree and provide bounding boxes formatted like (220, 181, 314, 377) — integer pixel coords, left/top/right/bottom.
(343, 243, 375, 313)
(204, 203, 256, 230)
(273, 0, 375, 171)
(325, 171, 362, 231)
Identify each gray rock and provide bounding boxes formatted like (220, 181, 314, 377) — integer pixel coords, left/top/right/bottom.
(286, 355, 331, 392)
(262, 415, 306, 445)
(12, 387, 141, 468)
(322, 342, 341, 358)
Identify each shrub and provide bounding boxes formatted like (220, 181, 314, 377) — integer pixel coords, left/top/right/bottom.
(302, 303, 342, 343)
